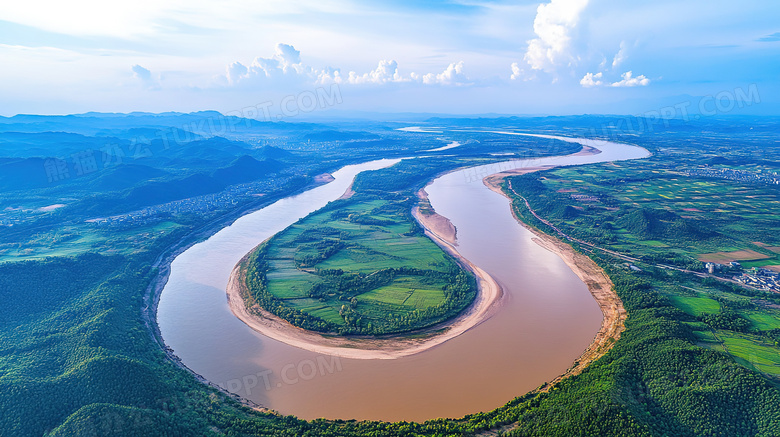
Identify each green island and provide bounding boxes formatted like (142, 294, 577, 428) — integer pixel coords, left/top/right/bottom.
(241, 193, 476, 335)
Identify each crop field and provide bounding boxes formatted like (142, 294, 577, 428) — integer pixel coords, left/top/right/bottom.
(246, 196, 474, 334)
(535, 160, 780, 263)
(698, 249, 771, 263)
(358, 276, 448, 309)
(509, 154, 780, 384)
(666, 294, 720, 316)
(744, 311, 780, 331)
(713, 331, 780, 376)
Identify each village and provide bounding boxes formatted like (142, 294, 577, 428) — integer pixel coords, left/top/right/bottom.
(733, 266, 780, 293)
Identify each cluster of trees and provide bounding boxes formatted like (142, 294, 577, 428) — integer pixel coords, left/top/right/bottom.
(351, 158, 457, 193)
(615, 208, 713, 241)
(700, 310, 752, 332)
(293, 239, 344, 268)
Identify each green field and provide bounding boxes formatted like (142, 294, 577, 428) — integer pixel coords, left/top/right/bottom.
(536, 162, 780, 264)
(667, 294, 720, 316)
(0, 221, 183, 263)
(505, 155, 780, 384)
(6, 117, 780, 436)
(744, 311, 780, 330)
(243, 196, 475, 335)
(714, 331, 780, 376)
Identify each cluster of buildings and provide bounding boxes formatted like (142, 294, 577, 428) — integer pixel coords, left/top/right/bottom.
(88, 176, 293, 229)
(734, 267, 780, 293)
(0, 207, 38, 227)
(683, 167, 780, 185)
(705, 261, 741, 274)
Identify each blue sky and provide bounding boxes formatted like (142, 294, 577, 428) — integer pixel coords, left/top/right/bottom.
(1, 0, 779, 116)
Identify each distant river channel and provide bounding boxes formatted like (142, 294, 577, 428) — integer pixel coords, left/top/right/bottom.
(156, 133, 650, 421)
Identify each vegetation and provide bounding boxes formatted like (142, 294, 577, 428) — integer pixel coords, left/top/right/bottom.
(502, 152, 780, 382)
(242, 160, 478, 335)
(3, 114, 780, 435)
(502, 154, 780, 270)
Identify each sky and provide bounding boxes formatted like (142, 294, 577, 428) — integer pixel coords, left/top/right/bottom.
(1, 0, 779, 117)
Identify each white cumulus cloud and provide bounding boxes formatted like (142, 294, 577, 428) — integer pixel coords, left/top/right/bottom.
(422, 61, 470, 86)
(510, 62, 522, 80)
(224, 43, 311, 87)
(524, 0, 589, 74)
(249, 43, 307, 79)
(226, 61, 248, 85)
(611, 71, 650, 87)
(579, 71, 602, 87)
(274, 43, 301, 69)
(347, 59, 403, 84)
(223, 44, 472, 89)
(315, 67, 344, 85)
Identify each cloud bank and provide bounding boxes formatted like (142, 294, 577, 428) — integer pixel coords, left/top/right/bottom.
(131, 64, 159, 89)
(223, 44, 471, 89)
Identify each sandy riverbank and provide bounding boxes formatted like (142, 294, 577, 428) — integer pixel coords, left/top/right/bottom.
(483, 166, 626, 388)
(226, 237, 503, 359)
(337, 183, 355, 200)
(225, 143, 623, 363)
(313, 173, 335, 183)
(413, 188, 458, 246)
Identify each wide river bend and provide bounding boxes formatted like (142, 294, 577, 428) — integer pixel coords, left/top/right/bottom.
(157, 134, 649, 421)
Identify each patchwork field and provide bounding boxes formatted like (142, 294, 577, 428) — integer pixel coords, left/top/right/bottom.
(244, 196, 476, 335)
(698, 249, 771, 263)
(522, 160, 780, 269)
(715, 331, 780, 376)
(507, 156, 780, 383)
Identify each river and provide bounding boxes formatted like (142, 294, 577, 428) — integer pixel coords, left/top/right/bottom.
(156, 133, 649, 422)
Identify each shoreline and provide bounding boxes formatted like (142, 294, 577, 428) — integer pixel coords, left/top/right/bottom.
(139, 174, 345, 412)
(224, 175, 505, 360)
(148, 141, 632, 414)
(413, 187, 458, 246)
(482, 165, 627, 389)
(224, 143, 623, 363)
(225, 210, 505, 360)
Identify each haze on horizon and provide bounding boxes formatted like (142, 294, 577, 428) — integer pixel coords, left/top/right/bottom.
(1, 0, 779, 117)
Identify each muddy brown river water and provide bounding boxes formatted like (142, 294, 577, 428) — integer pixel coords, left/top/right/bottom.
(156, 133, 649, 421)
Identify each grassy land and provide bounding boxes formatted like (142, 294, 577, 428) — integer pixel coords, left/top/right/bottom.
(0, 221, 184, 262)
(535, 161, 780, 268)
(504, 154, 780, 383)
(243, 192, 476, 335)
(5, 117, 780, 436)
